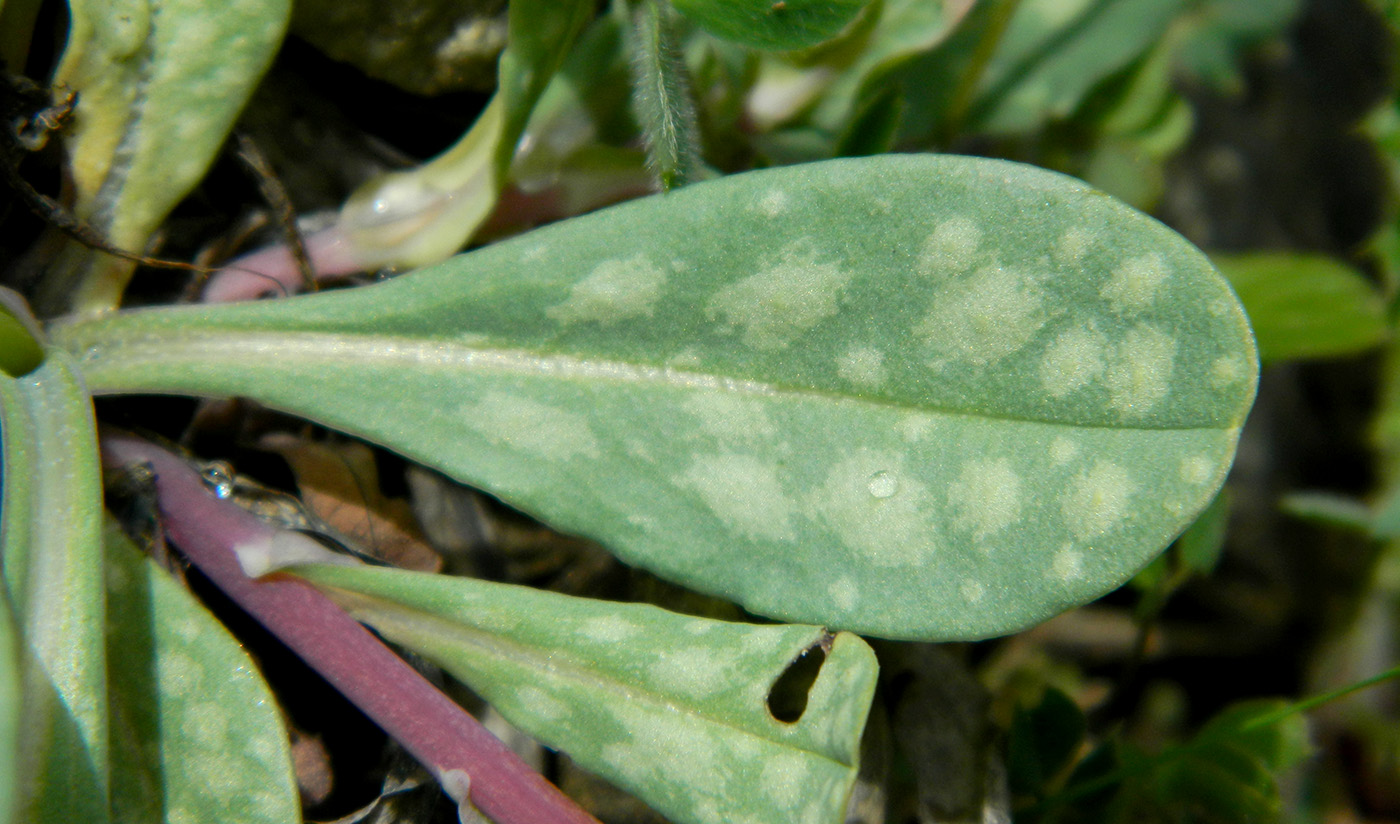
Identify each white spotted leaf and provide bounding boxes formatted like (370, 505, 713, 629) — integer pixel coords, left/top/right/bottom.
(103, 521, 299, 824)
(42, 0, 289, 312)
(292, 563, 878, 824)
(53, 154, 1258, 640)
(0, 350, 108, 823)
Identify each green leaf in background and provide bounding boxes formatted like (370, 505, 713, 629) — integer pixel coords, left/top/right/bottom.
(103, 520, 299, 824)
(1175, 489, 1229, 576)
(968, 0, 1189, 135)
(1214, 252, 1388, 362)
(42, 0, 290, 313)
(1041, 698, 1311, 823)
(673, 0, 869, 51)
(293, 563, 878, 824)
(1173, 0, 1302, 92)
(321, 0, 593, 272)
(0, 350, 108, 823)
(55, 154, 1257, 640)
(752, 0, 973, 136)
(1007, 687, 1086, 797)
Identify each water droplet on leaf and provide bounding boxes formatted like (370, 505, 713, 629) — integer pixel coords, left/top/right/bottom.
(867, 471, 898, 499)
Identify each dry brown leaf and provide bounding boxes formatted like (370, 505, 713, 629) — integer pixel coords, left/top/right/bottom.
(260, 433, 441, 572)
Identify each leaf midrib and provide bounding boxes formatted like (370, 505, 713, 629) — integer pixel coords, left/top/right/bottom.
(76, 327, 1243, 432)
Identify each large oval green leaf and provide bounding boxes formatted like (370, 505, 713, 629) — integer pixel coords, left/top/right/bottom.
(294, 563, 876, 824)
(53, 154, 1258, 640)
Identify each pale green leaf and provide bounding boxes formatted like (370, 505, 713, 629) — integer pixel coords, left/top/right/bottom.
(804, 0, 974, 134)
(1214, 252, 1388, 362)
(103, 520, 299, 824)
(54, 154, 1257, 640)
(1278, 491, 1373, 534)
(673, 0, 868, 51)
(0, 349, 108, 822)
(312, 0, 593, 274)
(1173, 0, 1302, 92)
(969, 0, 1189, 135)
(294, 563, 878, 824)
(43, 0, 289, 312)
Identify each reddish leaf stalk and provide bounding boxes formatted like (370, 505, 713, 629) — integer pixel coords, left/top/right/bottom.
(100, 428, 600, 824)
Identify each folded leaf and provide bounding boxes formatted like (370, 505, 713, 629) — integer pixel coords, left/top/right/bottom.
(44, 0, 289, 312)
(103, 521, 299, 824)
(54, 154, 1257, 640)
(0, 350, 108, 822)
(294, 563, 878, 824)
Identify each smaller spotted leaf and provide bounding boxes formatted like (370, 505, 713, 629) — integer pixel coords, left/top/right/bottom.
(43, 0, 290, 312)
(53, 154, 1257, 640)
(103, 521, 300, 824)
(0, 350, 108, 824)
(292, 563, 878, 824)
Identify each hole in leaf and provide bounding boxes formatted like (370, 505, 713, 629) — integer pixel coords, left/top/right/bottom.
(767, 634, 832, 723)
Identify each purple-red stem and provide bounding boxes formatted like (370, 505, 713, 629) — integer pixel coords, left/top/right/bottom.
(100, 428, 600, 824)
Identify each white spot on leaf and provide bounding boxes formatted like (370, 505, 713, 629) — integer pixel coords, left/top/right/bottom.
(897, 413, 937, 443)
(1063, 461, 1135, 538)
(706, 242, 852, 350)
(1210, 355, 1248, 389)
(463, 393, 601, 461)
(1106, 324, 1178, 415)
(157, 651, 203, 698)
(546, 253, 667, 325)
(757, 189, 789, 217)
(677, 453, 797, 541)
(516, 686, 569, 721)
(1053, 227, 1094, 263)
(1040, 325, 1107, 397)
(1050, 436, 1079, 465)
(682, 394, 777, 440)
(579, 615, 640, 642)
(960, 580, 985, 603)
(828, 576, 858, 611)
(1180, 455, 1217, 485)
(836, 345, 887, 389)
(653, 648, 735, 698)
(920, 217, 982, 274)
(760, 751, 809, 810)
(185, 703, 230, 745)
(948, 457, 1022, 540)
(1101, 254, 1169, 313)
(1052, 546, 1084, 580)
(810, 450, 937, 566)
(919, 265, 1048, 366)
